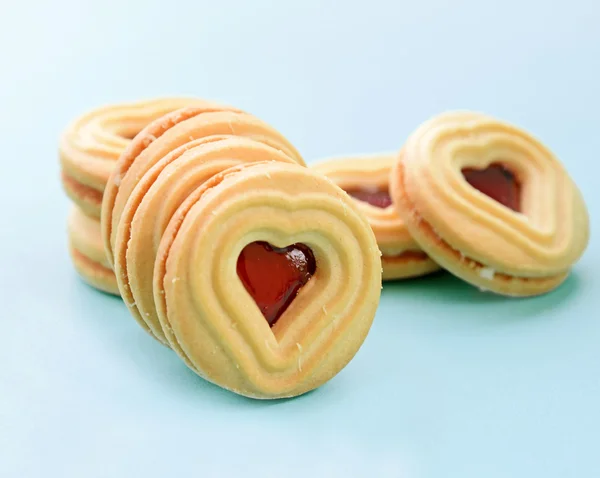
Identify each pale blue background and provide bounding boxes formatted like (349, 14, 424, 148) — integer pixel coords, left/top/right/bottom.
(1, 1, 599, 477)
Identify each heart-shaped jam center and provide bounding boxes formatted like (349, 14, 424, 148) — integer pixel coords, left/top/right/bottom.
(461, 163, 521, 212)
(237, 241, 316, 327)
(346, 186, 392, 208)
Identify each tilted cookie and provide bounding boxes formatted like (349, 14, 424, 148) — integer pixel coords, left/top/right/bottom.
(390, 111, 590, 296)
(67, 207, 119, 296)
(114, 137, 298, 344)
(312, 153, 440, 280)
(59, 97, 208, 217)
(101, 106, 305, 265)
(149, 161, 381, 398)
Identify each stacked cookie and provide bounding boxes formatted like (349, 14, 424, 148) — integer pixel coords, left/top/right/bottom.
(59, 98, 382, 398)
(59, 100, 590, 399)
(60, 97, 207, 294)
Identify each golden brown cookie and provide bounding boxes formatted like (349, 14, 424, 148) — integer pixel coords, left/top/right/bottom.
(152, 161, 381, 398)
(114, 137, 298, 344)
(390, 111, 590, 296)
(67, 207, 119, 295)
(101, 105, 305, 266)
(59, 97, 206, 217)
(61, 172, 105, 219)
(311, 153, 440, 280)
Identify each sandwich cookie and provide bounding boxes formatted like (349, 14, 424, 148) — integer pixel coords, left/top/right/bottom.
(67, 207, 119, 295)
(102, 106, 305, 266)
(59, 97, 207, 218)
(113, 137, 298, 344)
(152, 161, 382, 398)
(312, 153, 440, 280)
(390, 111, 590, 296)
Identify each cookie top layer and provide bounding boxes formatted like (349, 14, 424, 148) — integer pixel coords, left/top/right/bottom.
(391, 111, 589, 277)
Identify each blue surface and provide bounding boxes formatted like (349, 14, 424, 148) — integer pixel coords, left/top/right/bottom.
(1, 1, 599, 477)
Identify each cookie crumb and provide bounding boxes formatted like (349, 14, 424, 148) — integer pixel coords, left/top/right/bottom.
(479, 267, 495, 280)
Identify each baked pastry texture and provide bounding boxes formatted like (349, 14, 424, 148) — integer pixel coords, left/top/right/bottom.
(67, 207, 119, 296)
(101, 105, 305, 266)
(59, 97, 204, 218)
(390, 111, 590, 296)
(113, 137, 298, 344)
(151, 161, 382, 398)
(312, 153, 440, 280)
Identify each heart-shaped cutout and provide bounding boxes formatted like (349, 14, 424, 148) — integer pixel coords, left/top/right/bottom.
(346, 186, 392, 208)
(461, 163, 521, 212)
(237, 241, 316, 327)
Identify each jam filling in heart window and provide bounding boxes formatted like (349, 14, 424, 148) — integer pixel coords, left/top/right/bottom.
(461, 162, 521, 212)
(345, 186, 393, 209)
(237, 241, 317, 327)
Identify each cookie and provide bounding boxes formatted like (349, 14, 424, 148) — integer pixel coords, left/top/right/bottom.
(113, 137, 298, 344)
(67, 207, 119, 296)
(311, 153, 440, 280)
(59, 97, 207, 217)
(101, 106, 305, 266)
(390, 111, 590, 296)
(152, 161, 381, 398)
(61, 171, 105, 219)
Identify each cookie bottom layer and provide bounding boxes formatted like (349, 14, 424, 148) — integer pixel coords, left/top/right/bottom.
(381, 251, 440, 280)
(393, 162, 568, 296)
(67, 207, 120, 296)
(61, 172, 103, 219)
(69, 246, 120, 295)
